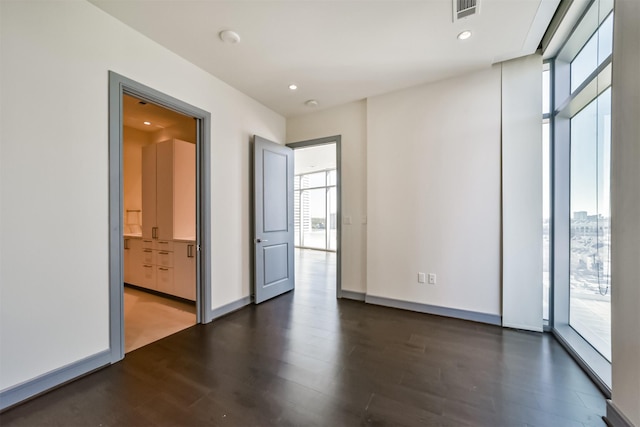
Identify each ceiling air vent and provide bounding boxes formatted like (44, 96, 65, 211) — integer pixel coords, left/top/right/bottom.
(453, 0, 478, 21)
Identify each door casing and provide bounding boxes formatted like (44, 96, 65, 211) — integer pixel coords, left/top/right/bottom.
(108, 71, 212, 363)
(287, 136, 342, 298)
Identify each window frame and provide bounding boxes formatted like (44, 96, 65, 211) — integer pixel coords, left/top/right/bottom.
(549, 0, 614, 396)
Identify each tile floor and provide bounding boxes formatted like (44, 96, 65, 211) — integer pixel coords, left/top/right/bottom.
(124, 286, 196, 352)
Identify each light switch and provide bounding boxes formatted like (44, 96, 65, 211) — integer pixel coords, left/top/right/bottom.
(418, 272, 426, 283)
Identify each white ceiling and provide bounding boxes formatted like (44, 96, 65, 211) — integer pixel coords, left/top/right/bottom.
(90, 0, 559, 118)
(123, 94, 195, 132)
(294, 143, 337, 175)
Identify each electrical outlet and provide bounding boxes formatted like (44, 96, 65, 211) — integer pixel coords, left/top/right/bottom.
(418, 272, 426, 283)
(428, 273, 436, 285)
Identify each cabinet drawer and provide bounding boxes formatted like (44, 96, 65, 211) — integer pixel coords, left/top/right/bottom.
(142, 248, 155, 265)
(141, 264, 156, 289)
(155, 250, 174, 267)
(142, 239, 174, 250)
(156, 266, 173, 294)
(154, 240, 174, 251)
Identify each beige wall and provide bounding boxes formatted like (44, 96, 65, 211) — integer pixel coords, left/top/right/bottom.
(366, 67, 502, 316)
(288, 67, 504, 317)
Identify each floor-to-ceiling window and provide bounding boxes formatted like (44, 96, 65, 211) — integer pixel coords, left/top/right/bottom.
(294, 170, 337, 251)
(293, 143, 337, 252)
(569, 88, 612, 360)
(550, 0, 613, 391)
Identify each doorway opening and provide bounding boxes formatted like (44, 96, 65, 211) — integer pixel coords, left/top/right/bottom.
(109, 72, 212, 363)
(122, 94, 197, 352)
(287, 136, 342, 299)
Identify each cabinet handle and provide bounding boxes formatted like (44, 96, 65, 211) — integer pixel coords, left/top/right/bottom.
(159, 267, 169, 271)
(143, 265, 153, 268)
(187, 244, 194, 258)
(144, 249, 152, 253)
(152, 227, 158, 239)
(124, 239, 129, 250)
(159, 251, 169, 255)
(158, 241, 169, 244)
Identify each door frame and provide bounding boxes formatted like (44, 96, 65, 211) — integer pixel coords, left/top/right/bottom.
(108, 71, 212, 363)
(287, 136, 343, 298)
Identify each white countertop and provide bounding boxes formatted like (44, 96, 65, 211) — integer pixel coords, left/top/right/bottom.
(124, 233, 195, 242)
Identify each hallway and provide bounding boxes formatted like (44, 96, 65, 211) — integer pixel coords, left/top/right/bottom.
(1, 251, 606, 426)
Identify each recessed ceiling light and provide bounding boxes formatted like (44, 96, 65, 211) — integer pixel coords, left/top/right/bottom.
(457, 30, 472, 40)
(289, 84, 298, 90)
(305, 99, 319, 107)
(143, 121, 151, 126)
(219, 30, 241, 44)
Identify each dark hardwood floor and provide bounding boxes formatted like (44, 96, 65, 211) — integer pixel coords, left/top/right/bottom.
(1, 249, 606, 426)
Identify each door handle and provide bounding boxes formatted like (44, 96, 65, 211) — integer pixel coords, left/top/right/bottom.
(255, 238, 268, 243)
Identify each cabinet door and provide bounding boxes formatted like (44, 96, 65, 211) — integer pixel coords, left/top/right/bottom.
(156, 266, 173, 294)
(173, 241, 196, 301)
(124, 238, 133, 284)
(142, 248, 155, 265)
(156, 141, 174, 241)
(142, 144, 157, 239)
(124, 238, 143, 285)
(140, 263, 156, 290)
(156, 249, 173, 267)
(173, 140, 196, 240)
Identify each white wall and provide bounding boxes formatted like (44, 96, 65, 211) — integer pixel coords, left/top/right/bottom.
(0, 0, 284, 391)
(287, 101, 368, 293)
(366, 67, 502, 316)
(610, 0, 640, 425)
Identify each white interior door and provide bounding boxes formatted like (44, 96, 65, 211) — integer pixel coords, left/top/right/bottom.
(253, 135, 295, 303)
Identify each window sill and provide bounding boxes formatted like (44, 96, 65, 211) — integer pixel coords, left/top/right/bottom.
(552, 323, 612, 397)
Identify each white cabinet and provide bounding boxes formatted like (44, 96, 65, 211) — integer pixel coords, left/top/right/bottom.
(142, 139, 195, 241)
(124, 237, 195, 301)
(173, 241, 196, 301)
(125, 139, 196, 301)
(140, 263, 156, 290)
(124, 237, 143, 285)
(156, 265, 174, 295)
